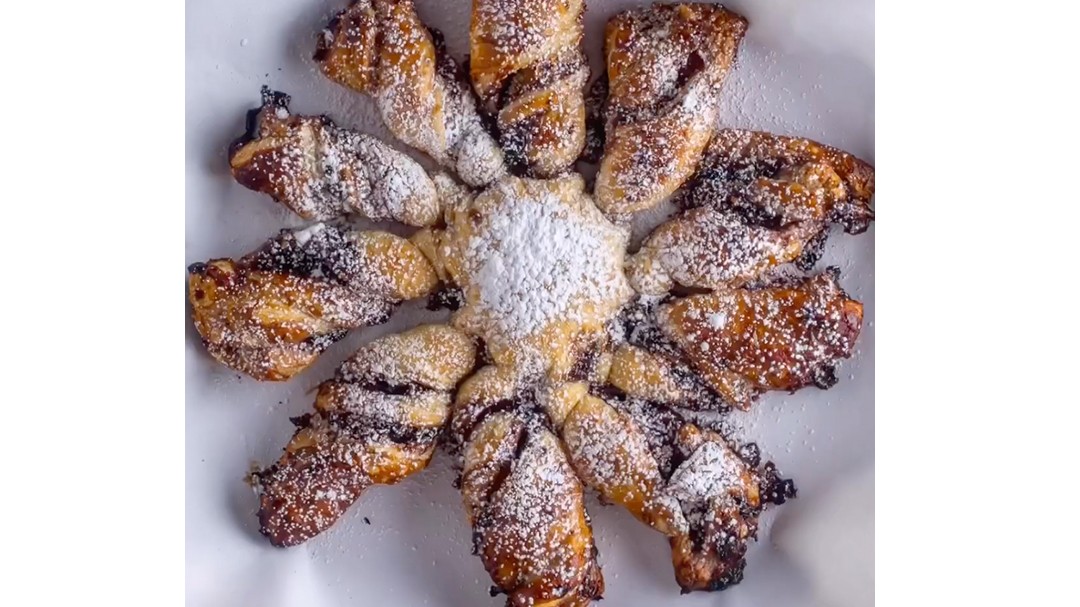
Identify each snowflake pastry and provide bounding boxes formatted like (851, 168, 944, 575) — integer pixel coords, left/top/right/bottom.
(188, 1, 874, 604)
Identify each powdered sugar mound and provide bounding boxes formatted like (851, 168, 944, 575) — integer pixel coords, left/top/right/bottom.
(461, 179, 629, 344)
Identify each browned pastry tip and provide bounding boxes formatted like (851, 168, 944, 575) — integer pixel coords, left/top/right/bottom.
(681, 128, 876, 235)
(188, 223, 440, 380)
(658, 270, 864, 410)
(228, 87, 439, 226)
(664, 425, 794, 593)
(628, 129, 875, 295)
(314, 1, 379, 95)
(315, 0, 507, 187)
(255, 414, 434, 547)
(561, 393, 687, 536)
(254, 325, 477, 547)
(470, 0, 589, 177)
(595, 3, 748, 216)
(465, 418, 604, 606)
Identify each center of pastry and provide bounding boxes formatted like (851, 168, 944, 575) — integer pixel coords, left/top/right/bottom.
(453, 176, 632, 376)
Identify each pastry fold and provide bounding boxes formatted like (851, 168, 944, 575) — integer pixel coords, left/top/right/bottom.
(595, 4, 747, 216)
(453, 367, 605, 606)
(470, 0, 589, 177)
(558, 380, 795, 593)
(188, 223, 439, 380)
(658, 270, 864, 410)
(254, 325, 477, 546)
(679, 129, 876, 236)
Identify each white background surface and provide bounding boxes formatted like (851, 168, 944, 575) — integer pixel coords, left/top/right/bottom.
(185, 1, 874, 605)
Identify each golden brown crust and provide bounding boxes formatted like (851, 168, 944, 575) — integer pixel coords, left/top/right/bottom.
(679, 128, 876, 235)
(187, 262, 359, 381)
(188, 223, 439, 381)
(470, 0, 588, 177)
(595, 3, 747, 216)
(658, 270, 864, 410)
(629, 129, 875, 294)
(626, 205, 821, 295)
(607, 344, 695, 406)
(254, 325, 477, 547)
(455, 375, 604, 606)
(561, 394, 685, 536)
(557, 380, 796, 594)
(228, 88, 439, 225)
(316, 0, 507, 187)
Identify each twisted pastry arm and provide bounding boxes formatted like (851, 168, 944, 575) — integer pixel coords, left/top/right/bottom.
(316, 0, 506, 187)
(594, 3, 746, 216)
(658, 270, 864, 410)
(253, 325, 477, 547)
(228, 88, 439, 226)
(626, 205, 821, 295)
(469, 0, 589, 177)
(188, 223, 438, 380)
(663, 422, 794, 592)
(408, 172, 476, 286)
(679, 129, 876, 235)
(452, 366, 604, 606)
(559, 378, 794, 593)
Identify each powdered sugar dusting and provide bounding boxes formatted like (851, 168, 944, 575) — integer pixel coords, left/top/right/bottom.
(659, 271, 864, 409)
(666, 441, 743, 504)
(456, 177, 630, 364)
(252, 325, 475, 547)
(316, 0, 507, 187)
(229, 98, 439, 226)
(470, 0, 589, 176)
(628, 206, 818, 294)
(482, 430, 590, 581)
(594, 3, 747, 215)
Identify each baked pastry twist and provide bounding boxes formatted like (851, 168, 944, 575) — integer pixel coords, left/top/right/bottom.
(316, 0, 507, 187)
(452, 366, 604, 606)
(561, 390, 794, 592)
(594, 3, 747, 216)
(229, 88, 439, 226)
(628, 130, 875, 293)
(469, 0, 589, 177)
(188, 222, 438, 380)
(254, 325, 477, 547)
(626, 205, 823, 295)
(605, 342, 728, 412)
(678, 129, 876, 236)
(657, 270, 864, 410)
